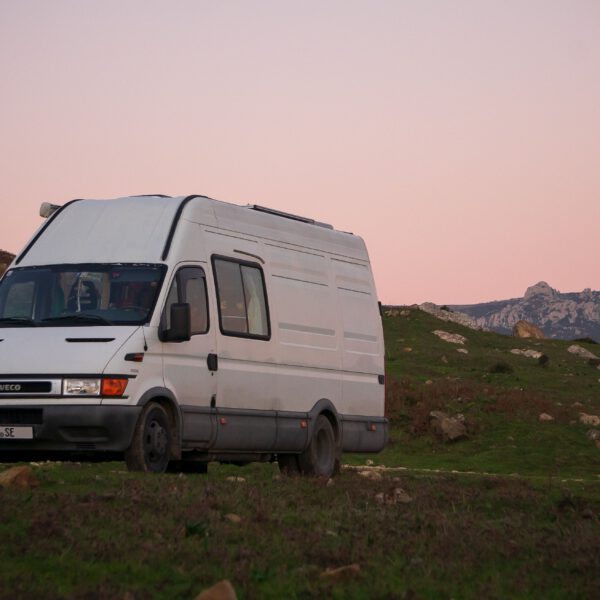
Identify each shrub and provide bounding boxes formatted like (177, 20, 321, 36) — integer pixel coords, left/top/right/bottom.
(538, 354, 550, 367)
(488, 361, 514, 374)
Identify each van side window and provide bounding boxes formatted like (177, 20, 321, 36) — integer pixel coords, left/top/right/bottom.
(164, 267, 209, 335)
(213, 257, 270, 339)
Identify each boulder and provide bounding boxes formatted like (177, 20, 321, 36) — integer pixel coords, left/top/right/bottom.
(538, 413, 554, 422)
(0, 466, 39, 489)
(194, 580, 237, 600)
(513, 320, 545, 339)
(428, 411, 467, 442)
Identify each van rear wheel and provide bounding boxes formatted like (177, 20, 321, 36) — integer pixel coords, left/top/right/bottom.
(125, 402, 171, 473)
(298, 415, 337, 477)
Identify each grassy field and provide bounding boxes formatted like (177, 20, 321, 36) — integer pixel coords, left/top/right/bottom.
(1, 309, 599, 599)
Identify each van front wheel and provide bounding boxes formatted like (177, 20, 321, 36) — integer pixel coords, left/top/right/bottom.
(125, 402, 171, 473)
(298, 415, 337, 477)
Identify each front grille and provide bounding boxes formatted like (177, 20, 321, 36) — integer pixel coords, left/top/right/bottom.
(0, 378, 61, 396)
(0, 381, 51, 394)
(0, 408, 43, 425)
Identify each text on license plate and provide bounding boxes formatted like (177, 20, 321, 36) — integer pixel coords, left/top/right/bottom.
(0, 426, 34, 439)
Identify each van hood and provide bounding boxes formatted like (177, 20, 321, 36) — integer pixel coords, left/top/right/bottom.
(0, 326, 140, 375)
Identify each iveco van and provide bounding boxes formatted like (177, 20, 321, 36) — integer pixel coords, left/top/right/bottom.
(0, 195, 387, 476)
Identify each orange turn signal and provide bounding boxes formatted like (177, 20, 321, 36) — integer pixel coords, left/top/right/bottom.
(101, 378, 128, 397)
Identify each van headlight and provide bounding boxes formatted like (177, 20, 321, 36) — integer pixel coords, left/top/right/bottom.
(63, 379, 101, 396)
(62, 377, 128, 397)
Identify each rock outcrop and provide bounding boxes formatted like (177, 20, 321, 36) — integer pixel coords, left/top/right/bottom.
(418, 303, 484, 330)
(452, 281, 600, 340)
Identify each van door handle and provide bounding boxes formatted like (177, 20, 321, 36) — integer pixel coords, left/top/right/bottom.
(207, 353, 218, 371)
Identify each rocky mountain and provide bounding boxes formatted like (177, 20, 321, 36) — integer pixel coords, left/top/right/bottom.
(0, 250, 15, 276)
(451, 281, 600, 341)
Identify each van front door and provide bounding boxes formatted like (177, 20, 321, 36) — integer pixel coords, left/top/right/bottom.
(161, 265, 217, 447)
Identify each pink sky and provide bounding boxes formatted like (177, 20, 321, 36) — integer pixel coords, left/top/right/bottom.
(1, 0, 599, 304)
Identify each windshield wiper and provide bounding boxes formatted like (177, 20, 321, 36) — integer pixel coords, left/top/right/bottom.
(0, 317, 36, 326)
(41, 314, 113, 326)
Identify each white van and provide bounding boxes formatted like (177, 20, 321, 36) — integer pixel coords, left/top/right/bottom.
(0, 195, 387, 476)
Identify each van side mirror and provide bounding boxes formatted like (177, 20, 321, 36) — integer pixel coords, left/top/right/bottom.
(159, 303, 192, 342)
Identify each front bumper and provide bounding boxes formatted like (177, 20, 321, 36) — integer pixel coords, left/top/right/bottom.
(0, 404, 142, 454)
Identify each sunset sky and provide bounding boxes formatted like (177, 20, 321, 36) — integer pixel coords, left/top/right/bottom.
(1, 1, 599, 304)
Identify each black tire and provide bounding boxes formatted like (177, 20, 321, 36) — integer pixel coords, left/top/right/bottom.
(298, 415, 337, 477)
(125, 402, 172, 473)
(278, 453, 301, 476)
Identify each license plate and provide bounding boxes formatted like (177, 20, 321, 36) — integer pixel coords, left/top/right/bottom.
(0, 426, 34, 439)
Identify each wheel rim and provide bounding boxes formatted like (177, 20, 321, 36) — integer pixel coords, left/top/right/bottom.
(143, 416, 168, 467)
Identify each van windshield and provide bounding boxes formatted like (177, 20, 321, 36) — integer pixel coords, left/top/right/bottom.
(0, 264, 166, 326)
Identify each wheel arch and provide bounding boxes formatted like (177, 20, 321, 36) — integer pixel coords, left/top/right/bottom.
(307, 398, 342, 450)
(136, 387, 182, 460)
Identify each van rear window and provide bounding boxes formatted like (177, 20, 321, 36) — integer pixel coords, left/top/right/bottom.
(213, 257, 270, 339)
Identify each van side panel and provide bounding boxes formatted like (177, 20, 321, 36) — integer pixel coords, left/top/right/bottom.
(269, 245, 340, 366)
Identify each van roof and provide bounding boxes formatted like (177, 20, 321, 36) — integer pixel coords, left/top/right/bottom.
(16, 195, 368, 267)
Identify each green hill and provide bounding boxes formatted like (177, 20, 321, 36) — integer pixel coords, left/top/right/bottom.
(369, 307, 600, 479)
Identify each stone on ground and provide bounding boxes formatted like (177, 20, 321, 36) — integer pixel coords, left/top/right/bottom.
(195, 580, 237, 600)
(0, 466, 39, 489)
(568, 345, 599, 360)
(433, 330, 467, 345)
(320, 564, 361, 580)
